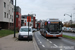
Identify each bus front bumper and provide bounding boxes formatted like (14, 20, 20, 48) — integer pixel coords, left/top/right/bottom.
(46, 34, 62, 37)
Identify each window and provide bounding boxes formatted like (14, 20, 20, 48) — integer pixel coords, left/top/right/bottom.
(4, 2, 6, 8)
(9, 10, 10, 14)
(21, 20, 24, 23)
(22, 16, 25, 18)
(12, 8, 13, 12)
(4, 12, 6, 18)
(7, 13, 8, 18)
(10, 0, 13, 5)
(31, 20, 33, 22)
(12, 19, 13, 22)
(12, 15, 13, 19)
(10, 15, 11, 19)
(25, 20, 26, 22)
(12, 23, 13, 26)
(20, 28, 31, 32)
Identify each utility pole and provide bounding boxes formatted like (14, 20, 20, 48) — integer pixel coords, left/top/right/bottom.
(14, 0, 16, 38)
(64, 14, 72, 27)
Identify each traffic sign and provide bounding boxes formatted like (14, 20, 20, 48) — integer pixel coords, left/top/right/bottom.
(27, 16, 31, 22)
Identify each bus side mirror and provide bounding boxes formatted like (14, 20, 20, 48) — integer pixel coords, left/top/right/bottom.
(62, 24, 63, 27)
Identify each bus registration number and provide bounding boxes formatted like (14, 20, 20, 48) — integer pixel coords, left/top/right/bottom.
(53, 35, 56, 37)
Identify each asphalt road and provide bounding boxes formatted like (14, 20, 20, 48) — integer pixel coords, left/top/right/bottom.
(34, 31, 75, 50)
(63, 32, 75, 37)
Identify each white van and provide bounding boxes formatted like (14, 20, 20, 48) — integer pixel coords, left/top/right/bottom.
(18, 26, 33, 40)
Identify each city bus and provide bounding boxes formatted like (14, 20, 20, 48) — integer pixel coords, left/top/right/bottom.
(40, 19, 63, 37)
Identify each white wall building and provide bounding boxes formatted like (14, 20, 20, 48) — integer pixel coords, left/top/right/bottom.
(0, 0, 14, 29)
(21, 15, 34, 27)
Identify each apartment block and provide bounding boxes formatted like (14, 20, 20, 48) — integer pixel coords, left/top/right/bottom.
(0, 0, 14, 29)
(21, 15, 36, 28)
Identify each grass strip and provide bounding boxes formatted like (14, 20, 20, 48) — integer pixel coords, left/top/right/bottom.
(0, 29, 18, 38)
(63, 35, 75, 39)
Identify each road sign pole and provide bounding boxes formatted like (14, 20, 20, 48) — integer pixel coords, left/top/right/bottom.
(14, 0, 16, 38)
(28, 17, 29, 42)
(27, 16, 31, 41)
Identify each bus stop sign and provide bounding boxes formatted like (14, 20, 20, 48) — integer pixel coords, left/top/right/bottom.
(27, 16, 31, 22)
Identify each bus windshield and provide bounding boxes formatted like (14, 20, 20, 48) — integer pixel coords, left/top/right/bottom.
(48, 24, 62, 31)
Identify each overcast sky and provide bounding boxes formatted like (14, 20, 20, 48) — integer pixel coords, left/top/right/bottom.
(16, 0, 75, 22)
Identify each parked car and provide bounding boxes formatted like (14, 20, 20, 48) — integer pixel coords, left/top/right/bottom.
(62, 27, 72, 32)
(32, 28, 37, 32)
(18, 26, 33, 40)
(62, 27, 66, 31)
(71, 28, 75, 32)
(66, 27, 72, 31)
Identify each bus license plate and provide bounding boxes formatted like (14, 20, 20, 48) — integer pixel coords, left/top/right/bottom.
(53, 35, 56, 37)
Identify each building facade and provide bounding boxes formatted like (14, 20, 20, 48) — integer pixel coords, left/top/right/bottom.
(14, 6, 21, 29)
(0, 0, 14, 29)
(21, 15, 36, 28)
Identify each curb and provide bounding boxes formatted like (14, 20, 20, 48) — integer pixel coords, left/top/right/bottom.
(33, 33, 40, 50)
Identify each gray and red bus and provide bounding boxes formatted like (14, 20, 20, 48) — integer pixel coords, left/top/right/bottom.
(40, 19, 63, 37)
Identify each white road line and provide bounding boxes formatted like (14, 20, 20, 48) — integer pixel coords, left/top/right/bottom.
(60, 49, 62, 50)
(42, 45, 45, 47)
(53, 44, 58, 47)
(47, 39, 49, 41)
(40, 41, 42, 44)
(49, 41, 52, 43)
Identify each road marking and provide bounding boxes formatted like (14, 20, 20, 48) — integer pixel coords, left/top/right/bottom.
(60, 49, 62, 50)
(42, 45, 45, 47)
(49, 41, 52, 43)
(53, 44, 58, 47)
(47, 39, 49, 41)
(40, 41, 42, 44)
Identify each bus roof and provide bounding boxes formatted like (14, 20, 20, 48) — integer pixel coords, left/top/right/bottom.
(47, 19, 61, 22)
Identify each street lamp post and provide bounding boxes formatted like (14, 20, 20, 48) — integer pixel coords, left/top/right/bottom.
(64, 14, 72, 27)
(14, 0, 16, 38)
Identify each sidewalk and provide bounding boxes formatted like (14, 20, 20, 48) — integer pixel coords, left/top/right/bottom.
(0, 33, 40, 50)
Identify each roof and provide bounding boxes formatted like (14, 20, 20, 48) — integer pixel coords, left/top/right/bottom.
(21, 15, 33, 19)
(47, 19, 61, 22)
